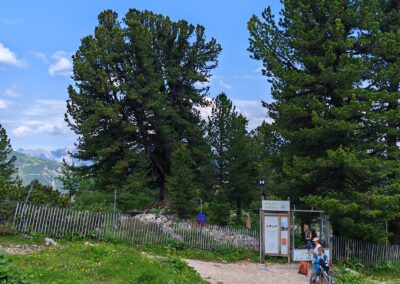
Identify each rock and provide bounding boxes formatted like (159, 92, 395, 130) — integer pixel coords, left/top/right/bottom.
(44, 237, 57, 246)
(84, 241, 95, 246)
(345, 268, 360, 275)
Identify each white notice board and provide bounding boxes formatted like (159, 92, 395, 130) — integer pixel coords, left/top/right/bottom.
(264, 216, 279, 254)
(280, 216, 288, 255)
(293, 249, 331, 261)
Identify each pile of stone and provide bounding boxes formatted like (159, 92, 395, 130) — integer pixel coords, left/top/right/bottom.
(132, 213, 259, 249)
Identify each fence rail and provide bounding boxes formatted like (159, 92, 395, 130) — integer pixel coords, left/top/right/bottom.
(13, 203, 259, 251)
(332, 235, 400, 265)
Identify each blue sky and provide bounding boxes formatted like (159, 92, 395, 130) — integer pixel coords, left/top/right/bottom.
(0, 0, 280, 150)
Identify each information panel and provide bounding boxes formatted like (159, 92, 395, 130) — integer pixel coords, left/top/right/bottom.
(262, 200, 290, 211)
(264, 216, 279, 254)
(293, 249, 331, 261)
(280, 216, 289, 255)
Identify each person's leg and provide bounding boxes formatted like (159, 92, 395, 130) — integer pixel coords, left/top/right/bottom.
(310, 270, 317, 283)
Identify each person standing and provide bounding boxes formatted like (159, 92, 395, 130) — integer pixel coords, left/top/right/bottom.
(312, 237, 321, 254)
(310, 246, 329, 284)
(303, 224, 317, 251)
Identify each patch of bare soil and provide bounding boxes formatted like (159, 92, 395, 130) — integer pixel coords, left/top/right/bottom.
(0, 244, 44, 255)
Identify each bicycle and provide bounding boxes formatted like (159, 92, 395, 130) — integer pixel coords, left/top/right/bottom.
(310, 261, 337, 284)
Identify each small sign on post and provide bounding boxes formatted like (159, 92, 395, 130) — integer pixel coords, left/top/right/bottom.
(197, 213, 206, 228)
(262, 200, 290, 212)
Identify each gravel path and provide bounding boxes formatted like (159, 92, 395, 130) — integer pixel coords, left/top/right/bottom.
(185, 259, 310, 284)
(0, 244, 44, 255)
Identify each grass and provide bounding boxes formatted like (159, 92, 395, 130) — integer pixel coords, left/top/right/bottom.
(9, 242, 207, 284)
(4, 234, 398, 284)
(335, 260, 400, 284)
(365, 261, 400, 283)
(0, 235, 207, 284)
(0, 234, 44, 246)
(137, 243, 260, 263)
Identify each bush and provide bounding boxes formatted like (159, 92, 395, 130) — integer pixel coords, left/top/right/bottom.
(372, 261, 396, 272)
(0, 251, 29, 283)
(167, 240, 188, 251)
(342, 258, 365, 272)
(336, 271, 366, 284)
(0, 224, 16, 236)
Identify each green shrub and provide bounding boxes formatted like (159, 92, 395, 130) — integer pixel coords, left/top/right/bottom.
(372, 261, 396, 272)
(0, 251, 29, 283)
(167, 240, 188, 251)
(336, 268, 367, 284)
(0, 224, 16, 236)
(342, 258, 365, 272)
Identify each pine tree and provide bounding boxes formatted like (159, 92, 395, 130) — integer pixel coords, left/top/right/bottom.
(365, 0, 400, 244)
(166, 145, 199, 218)
(248, 1, 400, 242)
(206, 93, 236, 189)
(0, 124, 17, 184)
(206, 94, 258, 224)
(65, 10, 221, 202)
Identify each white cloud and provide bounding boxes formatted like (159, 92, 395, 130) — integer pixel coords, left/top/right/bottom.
(10, 99, 70, 136)
(0, 99, 7, 109)
(196, 97, 213, 120)
(38, 123, 68, 135)
(48, 51, 73, 76)
(0, 43, 26, 68)
(198, 97, 270, 129)
(31, 51, 48, 64)
(23, 99, 66, 117)
(233, 99, 271, 129)
(2, 85, 20, 97)
(13, 126, 33, 137)
(219, 79, 232, 90)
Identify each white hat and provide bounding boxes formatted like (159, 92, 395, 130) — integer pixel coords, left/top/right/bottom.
(312, 237, 319, 242)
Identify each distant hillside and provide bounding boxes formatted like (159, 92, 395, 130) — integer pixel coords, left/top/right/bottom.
(17, 148, 88, 166)
(12, 151, 64, 192)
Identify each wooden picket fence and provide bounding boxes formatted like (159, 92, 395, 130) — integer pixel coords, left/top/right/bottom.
(332, 235, 400, 265)
(13, 203, 259, 250)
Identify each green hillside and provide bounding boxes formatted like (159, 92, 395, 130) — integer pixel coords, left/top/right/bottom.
(12, 151, 64, 191)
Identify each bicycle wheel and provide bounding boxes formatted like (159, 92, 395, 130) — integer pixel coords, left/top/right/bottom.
(323, 271, 334, 284)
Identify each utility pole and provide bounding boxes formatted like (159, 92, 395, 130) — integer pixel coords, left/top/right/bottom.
(259, 180, 265, 203)
(259, 179, 265, 263)
(22, 182, 35, 232)
(24, 182, 35, 205)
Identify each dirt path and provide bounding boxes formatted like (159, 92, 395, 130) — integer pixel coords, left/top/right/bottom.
(185, 259, 310, 284)
(0, 244, 44, 255)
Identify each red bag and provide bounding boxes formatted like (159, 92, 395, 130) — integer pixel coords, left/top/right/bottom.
(298, 261, 308, 276)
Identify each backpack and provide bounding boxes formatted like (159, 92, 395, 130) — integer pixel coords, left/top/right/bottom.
(298, 261, 308, 276)
(310, 227, 317, 239)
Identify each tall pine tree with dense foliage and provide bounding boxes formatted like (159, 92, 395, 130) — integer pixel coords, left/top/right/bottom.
(365, 0, 400, 244)
(206, 93, 258, 224)
(66, 9, 221, 204)
(249, 0, 400, 242)
(166, 145, 199, 217)
(0, 124, 17, 184)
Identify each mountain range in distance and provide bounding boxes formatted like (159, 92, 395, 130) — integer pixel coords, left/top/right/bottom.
(17, 147, 75, 164)
(12, 148, 88, 193)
